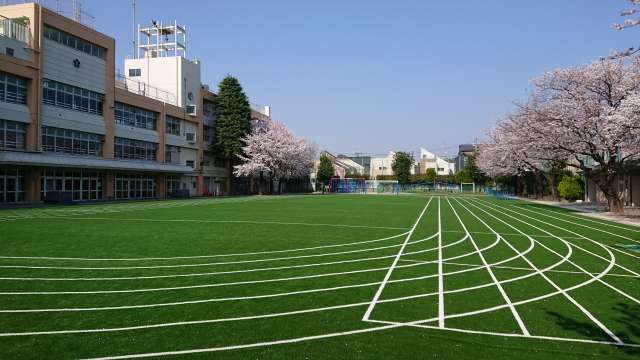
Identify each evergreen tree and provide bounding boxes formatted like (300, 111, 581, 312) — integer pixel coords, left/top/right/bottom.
(425, 168, 437, 182)
(392, 152, 414, 185)
(316, 154, 335, 194)
(212, 76, 252, 194)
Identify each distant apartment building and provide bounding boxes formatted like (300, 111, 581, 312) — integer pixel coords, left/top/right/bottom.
(0, 2, 270, 204)
(455, 144, 475, 173)
(417, 148, 454, 176)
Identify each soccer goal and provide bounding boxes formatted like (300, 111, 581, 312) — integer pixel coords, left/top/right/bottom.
(460, 182, 476, 193)
(365, 180, 400, 195)
(330, 178, 367, 193)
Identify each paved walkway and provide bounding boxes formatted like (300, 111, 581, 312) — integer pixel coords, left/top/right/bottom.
(524, 199, 640, 228)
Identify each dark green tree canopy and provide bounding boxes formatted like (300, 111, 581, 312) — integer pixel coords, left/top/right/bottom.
(317, 154, 335, 184)
(392, 151, 414, 185)
(425, 168, 437, 182)
(212, 76, 252, 160)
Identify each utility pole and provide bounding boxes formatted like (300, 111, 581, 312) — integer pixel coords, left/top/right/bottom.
(132, 0, 137, 59)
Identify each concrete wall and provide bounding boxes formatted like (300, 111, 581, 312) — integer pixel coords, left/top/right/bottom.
(0, 35, 31, 61)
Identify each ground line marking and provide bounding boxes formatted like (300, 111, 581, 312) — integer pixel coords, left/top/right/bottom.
(446, 197, 529, 335)
(362, 196, 433, 321)
(437, 197, 445, 328)
(460, 198, 624, 344)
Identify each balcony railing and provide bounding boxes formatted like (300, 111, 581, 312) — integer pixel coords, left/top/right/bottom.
(115, 71, 178, 106)
(0, 14, 30, 45)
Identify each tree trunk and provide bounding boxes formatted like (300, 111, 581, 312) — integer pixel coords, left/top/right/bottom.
(590, 172, 624, 214)
(225, 158, 232, 195)
(258, 172, 263, 196)
(543, 172, 559, 201)
(321, 181, 325, 194)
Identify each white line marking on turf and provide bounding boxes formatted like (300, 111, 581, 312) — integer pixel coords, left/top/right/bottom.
(40, 216, 410, 231)
(362, 197, 433, 321)
(0, 235, 431, 271)
(512, 205, 640, 245)
(473, 198, 640, 306)
(446, 198, 529, 336)
(78, 323, 405, 360)
(365, 318, 640, 349)
(514, 205, 640, 234)
(460, 198, 624, 344)
(437, 197, 445, 328)
(0, 232, 411, 262)
(512, 205, 640, 261)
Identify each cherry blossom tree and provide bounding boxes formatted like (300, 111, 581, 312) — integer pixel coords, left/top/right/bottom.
(610, 0, 640, 57)
(480, 58, 640, 212)
(235, 119, 316, 194)
(476, 112, 566, 199)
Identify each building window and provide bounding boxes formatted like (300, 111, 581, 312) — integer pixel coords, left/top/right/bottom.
(165, 145, 179, 164)
(203, 125, 213, 142)
(186, 160, 195, 168)
(128, 68, 141, 77)
(42, 126, 103, 157)
(40, 170, 103, 201)
(0, 72, 27, 105)
(5, 47, 14, 57)
(165, 115, 181, 135)
(166, 176, 181, 195)
(0, 168, 25, 203)
(203, 100, 215, 117)
(115, 102, 156, 130)
(43, 25, 106, 60)
(114, 173, 156, 199)
(114, 137, 157, 161)
(43, 79, 103, 115)
(0, 120, 27, 150)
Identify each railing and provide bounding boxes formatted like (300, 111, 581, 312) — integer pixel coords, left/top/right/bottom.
(115, 71, 178, 106)
(0, 14, 29, 44)
(1, 0, 95, 29)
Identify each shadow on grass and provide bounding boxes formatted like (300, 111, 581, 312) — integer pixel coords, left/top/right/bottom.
(546, 303, 640, 356)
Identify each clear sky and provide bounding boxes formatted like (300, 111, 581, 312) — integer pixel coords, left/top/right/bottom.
(85, 0, 637, 158)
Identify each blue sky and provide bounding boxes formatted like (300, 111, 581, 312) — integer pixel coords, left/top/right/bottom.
(87, 0, 638, 158)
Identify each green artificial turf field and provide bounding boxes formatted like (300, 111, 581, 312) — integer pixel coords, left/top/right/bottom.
(0, 194, 638, 359)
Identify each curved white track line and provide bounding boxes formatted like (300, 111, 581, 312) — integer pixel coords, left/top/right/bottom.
(446, 198, 529, 335)
(474, 198, 640, 304)
(461, 198, 622, 344)
(0, 231, 411, 262)
(0, 234, 434, 271)
(514, 204, 640, 245)
(0, 227, 553, 312)
(363, 197, 433, 321)
(519, 205, 640, 233)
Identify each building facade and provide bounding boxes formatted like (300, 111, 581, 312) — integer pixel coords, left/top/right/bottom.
(416, 148, 454, 176)
(0, 3, 270, 204)
(455, 144, 475, 173)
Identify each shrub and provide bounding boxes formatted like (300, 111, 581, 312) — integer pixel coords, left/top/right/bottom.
(557, 175, 583, 202)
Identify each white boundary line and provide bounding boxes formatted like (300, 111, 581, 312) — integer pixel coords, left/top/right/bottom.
(446, 198, 529, 335)
(78, 322, 405, 360)
(512, 205, 640, 245)
(436, 197, 445, 328)
(366, 318, 640, 349)
(473, 198, 640, 305)
(515, 205, 640, 233)
(0, 231, 411, 262)
(460, 198, 624, 344)
(39, 216, 410, 231)
(361, 197, 433, 321)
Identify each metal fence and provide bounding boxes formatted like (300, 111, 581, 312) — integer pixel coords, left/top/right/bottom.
(0, 14, 29, 44)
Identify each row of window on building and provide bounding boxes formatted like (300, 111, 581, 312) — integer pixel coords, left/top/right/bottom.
(2, 72, 213, 138)
(0, 168, 189, 203)
(1, 120, 223, 170)
(43, 25, 106, 60)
